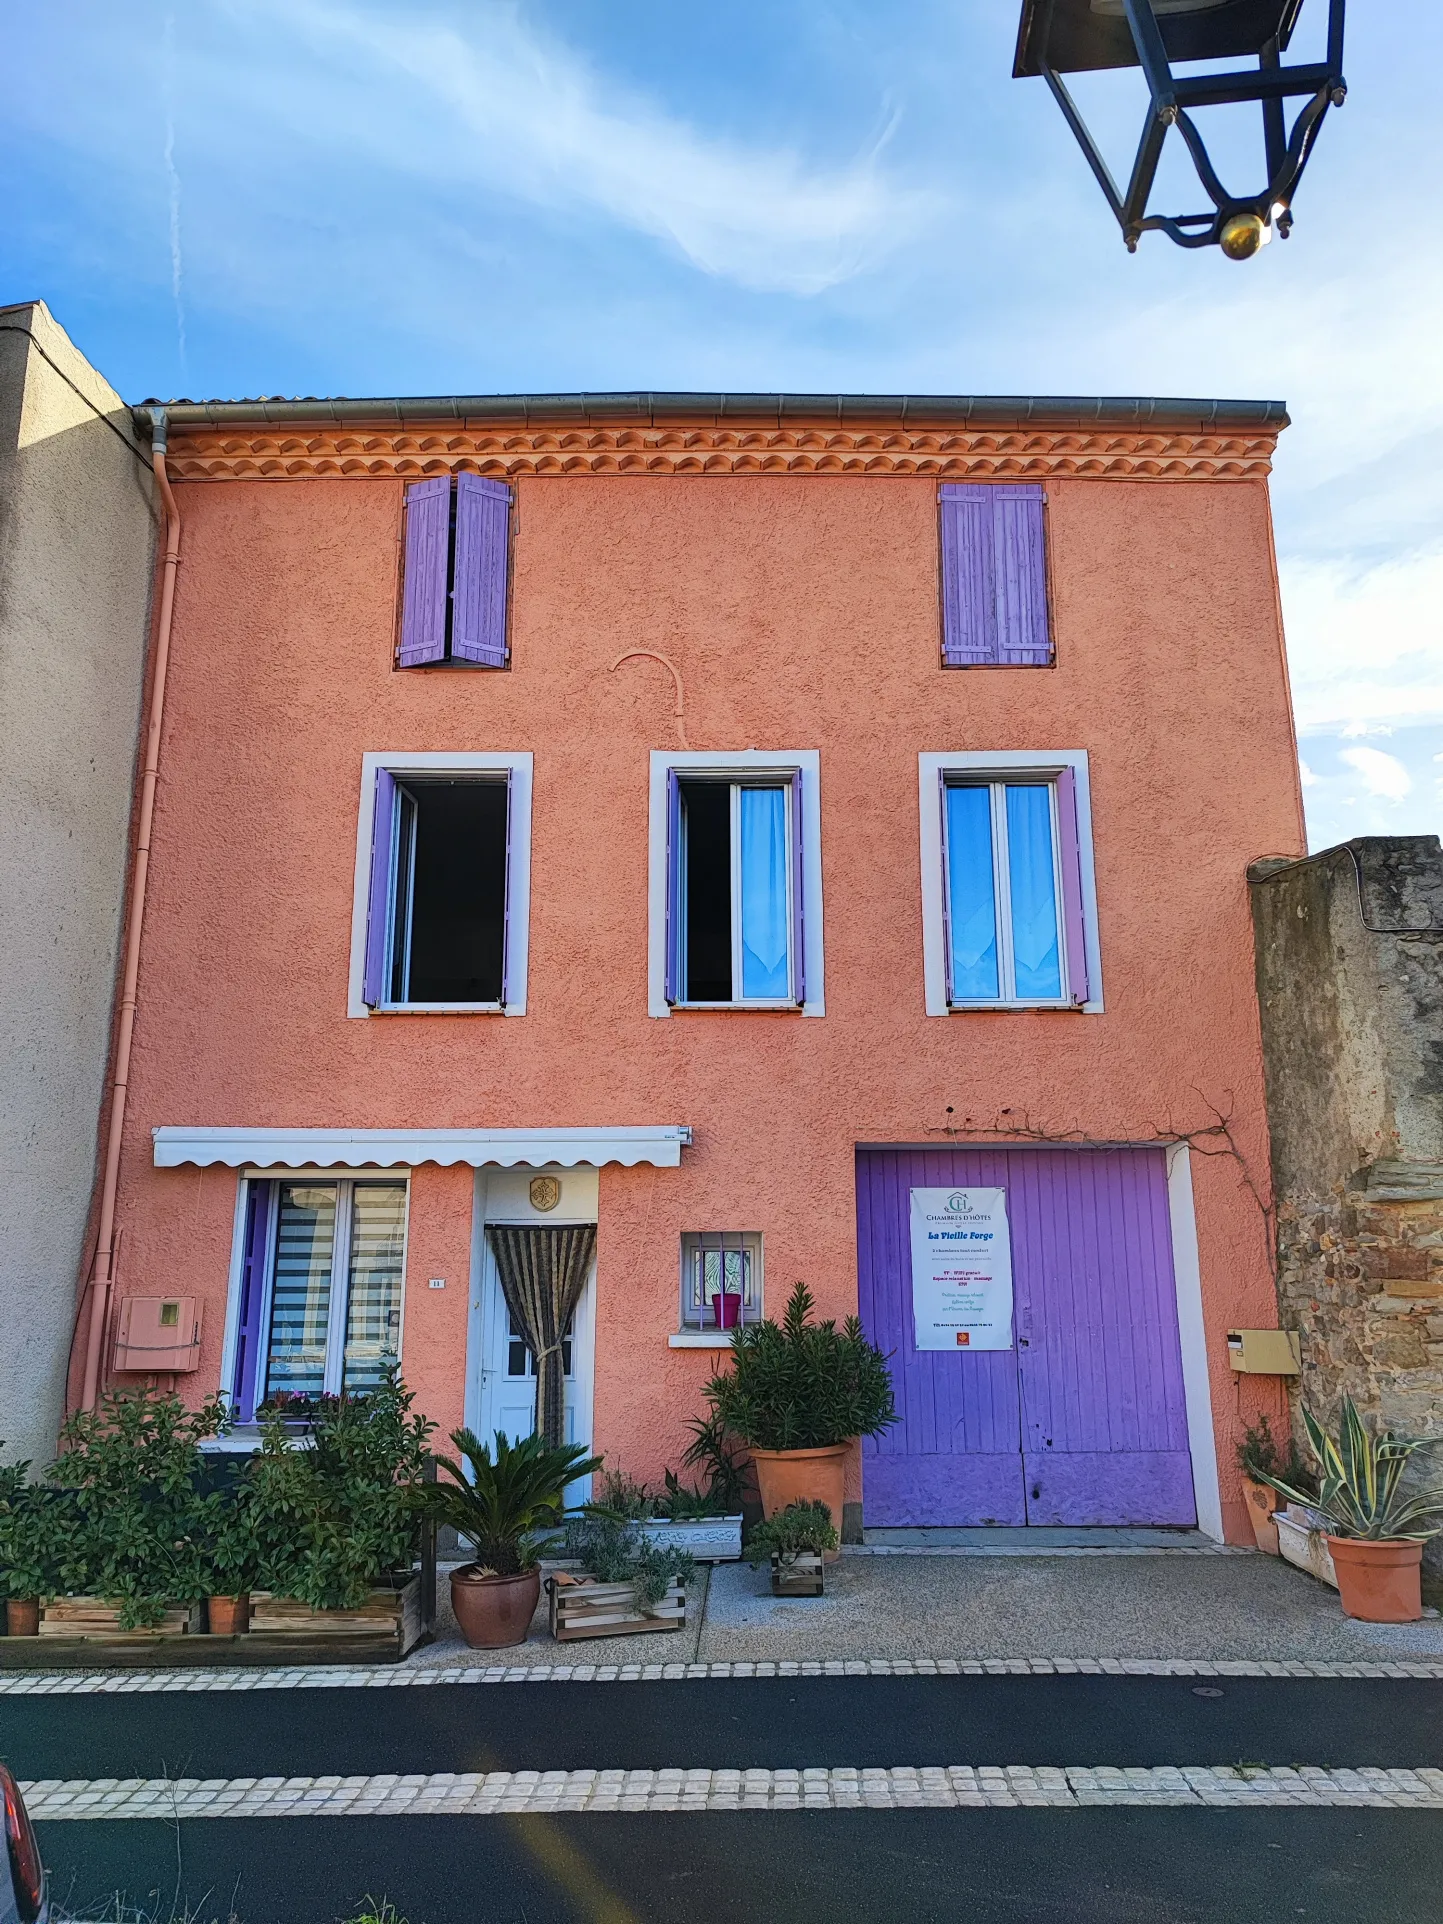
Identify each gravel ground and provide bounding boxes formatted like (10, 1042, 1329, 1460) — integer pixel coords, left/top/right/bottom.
(408, 1550, 1443, 1670)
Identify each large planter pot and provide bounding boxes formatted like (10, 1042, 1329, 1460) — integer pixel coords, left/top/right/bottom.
(1276, 1508, 1339, 1589)
(750, 1444, 847, 1562)
(637, 1516, 743, 1563)
(1242, 1475, 1282, 1555)
(1327, 1536, 1424, 1623)
(450, 1565, 540, 1648)
(5, 1600, 40, 1637)
(207, 1594, 250, 1636)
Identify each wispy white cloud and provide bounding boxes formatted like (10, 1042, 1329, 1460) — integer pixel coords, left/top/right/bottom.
(1280, 544, 1443, 733)
(1339, 745, 1412, 803)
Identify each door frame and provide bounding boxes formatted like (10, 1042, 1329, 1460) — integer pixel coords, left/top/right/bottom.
(464, 1166, 598, 1503)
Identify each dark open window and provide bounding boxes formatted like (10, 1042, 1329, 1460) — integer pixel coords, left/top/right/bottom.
(386, 779, 507, 1005)
(680, 780, 733, 1003)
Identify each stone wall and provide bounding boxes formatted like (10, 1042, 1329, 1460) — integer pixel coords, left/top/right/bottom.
(1251, 840, 1443, 1548)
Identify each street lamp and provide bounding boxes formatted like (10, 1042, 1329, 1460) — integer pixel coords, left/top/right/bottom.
(1014, 0, 1346, 258)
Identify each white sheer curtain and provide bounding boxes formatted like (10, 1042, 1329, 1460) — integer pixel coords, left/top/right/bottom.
(738, 786, 789, 998)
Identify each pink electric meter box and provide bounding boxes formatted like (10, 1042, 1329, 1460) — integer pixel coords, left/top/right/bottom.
(112, 1296, 203, 1373)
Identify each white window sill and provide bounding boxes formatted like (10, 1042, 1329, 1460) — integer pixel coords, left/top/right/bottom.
(672, 1001, 799, 1013)
(373, 1003, 506, 1015)
(668, 1330, 744, 1348)
(948, 1000, 1078, 1012)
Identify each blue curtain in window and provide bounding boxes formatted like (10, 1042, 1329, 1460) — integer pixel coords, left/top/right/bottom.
(945, 786, 999, 999)
(1005, 785, 1062, 999)
(739, 786, 790, 998)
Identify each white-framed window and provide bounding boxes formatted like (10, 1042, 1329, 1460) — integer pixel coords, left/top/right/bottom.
(348, 752, 532, 1016)
(222, 1172, 410, 1421)
(648, 750, 825, 1017)
(918, 751, 1102, 1015)
(671, 1231, 763, 1348)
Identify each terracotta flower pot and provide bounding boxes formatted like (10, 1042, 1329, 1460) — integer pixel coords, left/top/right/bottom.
(208, 1594, 250, 1636)
(5, 1599, 40, 1637)
(450, 1564, 541, 1647)
(1326, 1537, 1424, 1623)
(1242, 1475, 1282, 1555)
(750, 1444, 847, 1562)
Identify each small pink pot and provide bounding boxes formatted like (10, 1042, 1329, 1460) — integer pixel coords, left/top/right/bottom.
(715, 1292, 743, 1330)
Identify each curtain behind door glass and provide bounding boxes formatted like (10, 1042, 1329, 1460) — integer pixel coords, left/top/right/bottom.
(1005, 784, 1062, 999)
(343, 1183, 407, 1390)
(265, 1185, 337, 1398)
(945, 786, 1000, 999)
(738, 785, 789, 998)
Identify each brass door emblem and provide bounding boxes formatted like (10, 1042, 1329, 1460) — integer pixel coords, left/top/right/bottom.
(529, 1176, 562, 1213)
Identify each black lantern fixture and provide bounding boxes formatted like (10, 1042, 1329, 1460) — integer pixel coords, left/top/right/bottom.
(1014, 0, 1346, 258)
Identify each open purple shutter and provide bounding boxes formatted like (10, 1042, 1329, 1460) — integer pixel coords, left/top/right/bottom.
(1055, 767, 1090, 1004)
(790, 768, 806, 1005)
(362, 768, 396, 1007)
(398, 477, 451, 666)
(939, 771, 955, 1004)
(233, 1179, 274, 1423)
(664, 769, 682, 1004)
(452, 474, 511, 666)
(500, 769, 513, 1008)
(939, 483, 1050, 667)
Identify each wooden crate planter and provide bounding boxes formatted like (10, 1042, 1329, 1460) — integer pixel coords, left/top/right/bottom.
(637, 1516, 743, 1563)
(548, 1573, 687, 1642)
(39, 1598, 204, 1640)
(249, 1576, 424, 1652)
(770, 1552, 824, 1597)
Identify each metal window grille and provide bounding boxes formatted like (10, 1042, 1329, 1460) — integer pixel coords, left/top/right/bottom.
(682, 1231, 760, 1332)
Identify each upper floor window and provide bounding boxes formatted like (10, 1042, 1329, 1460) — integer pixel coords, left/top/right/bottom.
(349, 753, 533, 1017)
(939, 482, 1052, 668)
(649, 752, 825, 1017)
(397, 473, 511, 668)
(918, 752, 1101, 1014)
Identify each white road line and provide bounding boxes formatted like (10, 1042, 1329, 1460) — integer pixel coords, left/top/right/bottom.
(4, 1657, 1443, 1694)
(20, 1765, 1443, 1818)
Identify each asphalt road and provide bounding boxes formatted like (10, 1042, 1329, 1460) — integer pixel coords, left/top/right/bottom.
(8, 1676, 1443, 1924)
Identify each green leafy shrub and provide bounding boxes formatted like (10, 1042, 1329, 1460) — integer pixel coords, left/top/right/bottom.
(563, 1513, 695, 1613)
(593, 1469, 653, 1520)
(704, 1282, 896, 1451)
(423, 1428, 600, 1577)
(0, 1451, 66, 1604)
(1237, 1412, 1314, 1497)
(245, 1377, 436, 1610)
(1256, 1396, 1443, 1542)
(746, 1499, 838, 1565)
(49, 1391, 229, 1628)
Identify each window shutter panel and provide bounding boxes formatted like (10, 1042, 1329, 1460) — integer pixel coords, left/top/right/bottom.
(451, 474, 511, 666)
(500, 769, 513, 1008)
(362, 769, 397, 1007)
(398, 477, 451, 666)
(939, 771, 955, 1004)
(790, 768, 806, 1005)
(939, 483, 1051, 667)
(234, 1179, 274, 1422)
(1055, 767, 1091, 1004)
(664, 769, 682, 1004)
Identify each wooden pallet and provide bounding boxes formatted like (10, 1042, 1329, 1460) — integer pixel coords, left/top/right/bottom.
(547, 1575, 686, 1641)
(39, 1600, 203, 1639)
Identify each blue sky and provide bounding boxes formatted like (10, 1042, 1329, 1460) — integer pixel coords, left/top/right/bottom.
(2, 1, 1438, 851)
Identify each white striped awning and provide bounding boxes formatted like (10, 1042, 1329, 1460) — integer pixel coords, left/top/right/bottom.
(152, 1125, 692, 1171)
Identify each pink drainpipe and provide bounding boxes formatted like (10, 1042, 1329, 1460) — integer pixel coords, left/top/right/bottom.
(79, 410, 182, 1411)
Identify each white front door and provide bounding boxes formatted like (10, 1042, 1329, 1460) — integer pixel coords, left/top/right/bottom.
(468, 1167, 597, 1503)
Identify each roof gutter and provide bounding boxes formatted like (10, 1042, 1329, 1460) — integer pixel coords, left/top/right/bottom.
(132, 392, 1288, 435)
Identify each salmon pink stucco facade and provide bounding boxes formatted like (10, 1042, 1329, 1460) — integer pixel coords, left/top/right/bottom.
(81, 392, 1305, 1546)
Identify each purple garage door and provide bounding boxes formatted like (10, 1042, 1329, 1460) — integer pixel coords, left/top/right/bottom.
(856, 1146, 1195, 1528)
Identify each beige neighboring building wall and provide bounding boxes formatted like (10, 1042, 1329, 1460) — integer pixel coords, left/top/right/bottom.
(0, 301, 154, 1468)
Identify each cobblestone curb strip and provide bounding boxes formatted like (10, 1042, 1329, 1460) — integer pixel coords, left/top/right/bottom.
(21, 1766, 1443, 1817)
(5, 1657, 1443, 1694)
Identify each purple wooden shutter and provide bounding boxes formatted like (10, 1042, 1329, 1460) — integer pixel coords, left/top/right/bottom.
(233, 1179, 274, 1423)
(500, 769, 513, 1008)
(939, 483, 1051, 667)
(1055, 767, 1090, 1004)
(452, 474, 511, 666)
(790, 768, 806, 1005)
(664, 769, 682, 1004)
(362, 768, 397, 1007)
(398, 477, 451, 666)
(939, 771, 955, 1004)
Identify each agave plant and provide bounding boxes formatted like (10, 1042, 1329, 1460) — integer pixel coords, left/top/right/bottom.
(1257, 1398, 1443, 1542)
(424, 1429, 602, 1576)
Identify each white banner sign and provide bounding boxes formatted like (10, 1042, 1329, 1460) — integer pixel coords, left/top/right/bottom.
(908, 1188, 1014, 1351)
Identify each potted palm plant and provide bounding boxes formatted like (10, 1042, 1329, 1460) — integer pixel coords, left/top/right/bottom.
(424, 1429, 601, 1648)
(1256, 1396, 1443, 1622)
(704, 1282, 894, 1558)
(747, 1499, 838, 1596)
